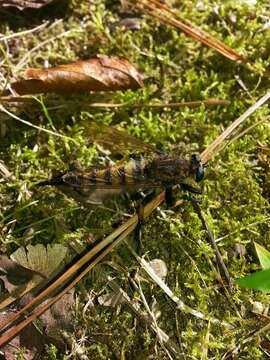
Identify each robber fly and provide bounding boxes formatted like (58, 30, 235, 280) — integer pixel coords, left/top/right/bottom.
(39, 122, 204, 205)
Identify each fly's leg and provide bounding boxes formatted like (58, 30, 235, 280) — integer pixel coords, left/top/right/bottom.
(134, 191, 156, 252)
(165, 186, 175, 207)
(134, 202, 144, 252)
(180, 183, 202, 203)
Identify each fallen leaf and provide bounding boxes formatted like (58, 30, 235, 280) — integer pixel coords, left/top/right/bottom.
(11, 55, 144, 95)
(0, 245, 74, 355)
(39, 289, 75, 348)
(0, 310, 45, 360)
(0, 254, 42, 294)
(11, 243, 68, 277)
(0, 244, 68, 310)
(0, 290, 75, 358)
(0, 0, 56, 9)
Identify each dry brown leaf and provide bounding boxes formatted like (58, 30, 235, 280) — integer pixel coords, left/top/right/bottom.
(39, 289, 75, 348)
(11, 55, 144, 95)
(0, 244, 68, 310)
(0, 310, 45, 360)
(0, 0, 56, 9)
(0, 290, 75, 358)
(0, 254, 43, 294)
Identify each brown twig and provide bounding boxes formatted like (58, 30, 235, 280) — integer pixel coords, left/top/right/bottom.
(192, 201, 233, 291)
(0, 96, 230, 109)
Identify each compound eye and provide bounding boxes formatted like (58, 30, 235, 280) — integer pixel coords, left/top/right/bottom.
(191, 154, 200, 163)
(196, 165, 204, 182)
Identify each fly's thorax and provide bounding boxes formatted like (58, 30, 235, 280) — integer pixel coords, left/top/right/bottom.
(189, 154, 204, 183)
(143, 156, 191, 185)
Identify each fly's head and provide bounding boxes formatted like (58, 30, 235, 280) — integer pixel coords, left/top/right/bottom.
(190, 154, 204, 183)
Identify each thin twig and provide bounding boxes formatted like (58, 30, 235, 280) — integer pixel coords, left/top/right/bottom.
(0, 96, 230, 109)
(192, 201, 233, 291)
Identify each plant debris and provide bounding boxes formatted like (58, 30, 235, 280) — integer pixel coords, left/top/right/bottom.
(11, 55, 143, 95)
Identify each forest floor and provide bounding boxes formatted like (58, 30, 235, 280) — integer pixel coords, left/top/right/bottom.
(0, 1, 270, 359)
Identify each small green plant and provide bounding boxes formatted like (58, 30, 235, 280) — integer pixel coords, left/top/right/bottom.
(237, 242, 270, 292)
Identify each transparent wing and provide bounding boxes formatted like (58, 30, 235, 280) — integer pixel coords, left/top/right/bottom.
(81, 121, 158, 157)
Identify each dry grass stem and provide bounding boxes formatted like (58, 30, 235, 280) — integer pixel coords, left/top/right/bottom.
(200, 90, 270, 164)
(131, 0, 245, 62)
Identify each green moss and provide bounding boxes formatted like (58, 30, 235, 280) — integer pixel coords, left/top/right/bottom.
(0, 0, 270, 358)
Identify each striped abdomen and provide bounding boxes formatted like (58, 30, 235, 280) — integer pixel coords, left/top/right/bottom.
(92, 158, 147, 186)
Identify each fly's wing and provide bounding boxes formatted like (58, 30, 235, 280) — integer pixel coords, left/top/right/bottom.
(59, 166, 161, 204)
(81, 121, 159, 157)
(41, 122, 163, 204)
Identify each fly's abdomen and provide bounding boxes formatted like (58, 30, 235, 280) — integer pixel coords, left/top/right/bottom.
(97, 159, 147, 186)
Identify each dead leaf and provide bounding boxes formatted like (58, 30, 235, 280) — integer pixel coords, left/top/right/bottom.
(0, 290, 75, 358)
(11, 243, 68, 277)
(0, 310, 45, 360)
(0, 254, 42, 293)
(0, 244, 68, 310)
(39, 289, 75, 348)
(11, 55, 144, 95)
(0, 0, 57, 9)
